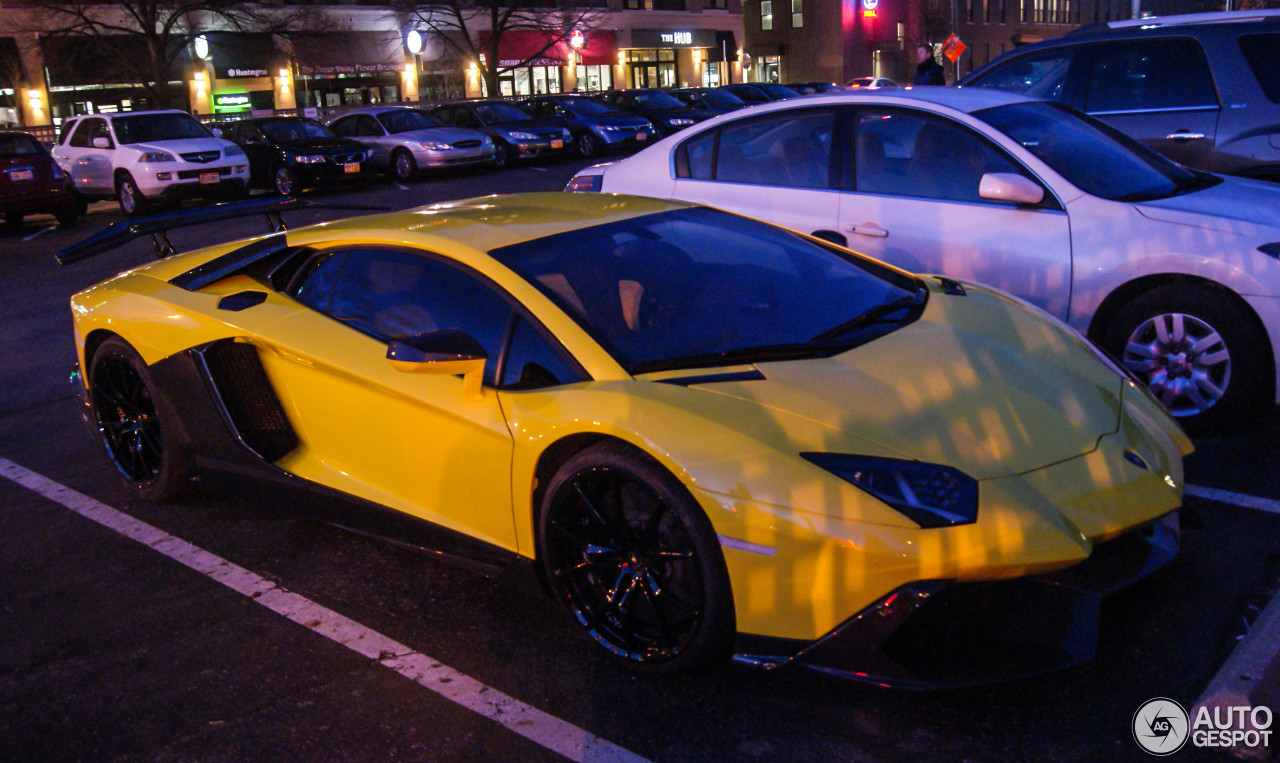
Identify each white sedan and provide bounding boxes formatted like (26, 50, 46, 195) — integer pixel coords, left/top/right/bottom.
(567, 88, 1280, 430)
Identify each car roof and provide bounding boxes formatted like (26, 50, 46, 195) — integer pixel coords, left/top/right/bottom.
(294, 192, 691, 254)
(706, 86, 1034, 114)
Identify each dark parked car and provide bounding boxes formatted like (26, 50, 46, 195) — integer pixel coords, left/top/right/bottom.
(1, 130, 78, 228)
(521, 95, 657, 158)
(667, 87, 750, 114)
(787, 82, 846, 95)
(718, 83, 801, 105)
(430, 100, 574, 168)
(593, 90, 715, 136)
(959, 9, 1280, 181)
(215, 117, 373, 196)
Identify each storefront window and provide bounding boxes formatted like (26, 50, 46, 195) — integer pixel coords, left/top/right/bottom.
(626, 49, 677, 89)
(702, 61, 722, 87)
(500, 66, 564, 96)
(575, 65, 613, 92)
(758, 55, 781, 84)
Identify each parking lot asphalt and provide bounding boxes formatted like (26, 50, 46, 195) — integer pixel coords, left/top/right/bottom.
(1, 160, 1277, 762)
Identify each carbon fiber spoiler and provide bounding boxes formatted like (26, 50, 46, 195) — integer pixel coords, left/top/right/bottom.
(55, 197, 387, 266)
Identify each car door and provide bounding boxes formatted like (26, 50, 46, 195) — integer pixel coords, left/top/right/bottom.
(670, 107, 842, 240)
(234, 122, 274, 186)
(261, 246, 519, 549)
(58, 117, 116, 194)
(838, 106, 1073, 320)
(1075, 37, 1220, 171)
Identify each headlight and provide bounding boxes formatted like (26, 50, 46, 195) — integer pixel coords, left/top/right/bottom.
(223, 144, 245, 158)
(668, 118, 695, 127)
(509, 131, 538, 140)
(801, 453, 978, 528)
(564, 174, 602, 193)
(139, 151, 175, 162)
(293, 154, 327, 164)
(420, 141, 452, 150)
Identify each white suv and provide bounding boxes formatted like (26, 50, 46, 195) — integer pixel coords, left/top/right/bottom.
(52, 110, 249, 215)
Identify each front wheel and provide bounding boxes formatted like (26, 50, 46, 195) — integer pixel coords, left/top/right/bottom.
(538, 442, 734, 674)
(493, 142, 516, 169)
(88, 336, 189, 500)
(273, 165, 298, 196)
(1102, 283, 1270, 432)
(391, 149, 418, 181)
(54, 204, 78, 226)
(577, 131, 598, 158)
(116, 174, 147, 216)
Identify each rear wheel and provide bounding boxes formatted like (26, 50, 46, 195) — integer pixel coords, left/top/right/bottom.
(1102, 283, 1269, 432)
(577, 131, 598, 158)
(88, 336, 189, 500)
(391, 149, 418, 181)
(273, 165, 298, 196)
(539, 442, 734, 674)
(115, 173, 147, 216)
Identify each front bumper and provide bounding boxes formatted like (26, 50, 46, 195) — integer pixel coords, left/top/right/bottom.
(0, 178, 77, 214)
(292, 160, 374, 188)
(735, 511, 1180, 688)
(414, 145, 496, 168)
(136, 162, 249, 199)
(595, 129, 657, 151)
(514, 138, 574, 159)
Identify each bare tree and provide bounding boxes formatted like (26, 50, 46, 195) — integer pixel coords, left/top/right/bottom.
(918, 0, 951, 48)
(14, 0, 317, 109)
(394, 0, 607, 97)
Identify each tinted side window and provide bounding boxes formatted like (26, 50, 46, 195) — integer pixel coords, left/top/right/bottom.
(852, 109, 1027, 203)
(330, 117, 357, 137)
(675, 129, 716, 179)
(500, 317, 584, 389)
(69, 119, 106, 148)
(306, 249, 514, 380)
(60, 119, 80, 145)
(357, 115, 383, 137)
(1083, 38, 1218, 113)
(290, 252, 348, 312)
(966, 47, 1075, 101)
(1239, 33, 1280, 105)
(715, 109, 835, 189)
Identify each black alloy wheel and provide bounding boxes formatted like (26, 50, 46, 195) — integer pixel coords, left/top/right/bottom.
(88, 337, 188, 500)
(539, 442, 734, 674)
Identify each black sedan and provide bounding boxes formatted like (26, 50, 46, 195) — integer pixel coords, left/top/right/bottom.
(429, 100, 574, 168)
(717, 83, 801, 104)
(667, 87, 749, 115)
(215, 117, 373, 196)
(593, 90, 716, 137)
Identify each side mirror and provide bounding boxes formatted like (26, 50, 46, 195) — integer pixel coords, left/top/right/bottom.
(210, 127, 224, 138)
(978, 172, 1045, 205)
(386, 329, 487, 398)
(92, 136, 111, 149)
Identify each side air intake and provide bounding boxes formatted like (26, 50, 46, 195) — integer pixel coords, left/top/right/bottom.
(200, 340, 298, 463)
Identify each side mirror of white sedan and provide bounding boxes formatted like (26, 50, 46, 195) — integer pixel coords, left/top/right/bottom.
(979, 172, 1045, 205)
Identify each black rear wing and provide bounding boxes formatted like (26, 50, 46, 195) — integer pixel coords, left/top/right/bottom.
(55, 197, 387, 266)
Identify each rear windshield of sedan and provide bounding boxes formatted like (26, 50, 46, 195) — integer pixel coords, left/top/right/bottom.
(0, 133, 43, 156)
(113, 114, 211, 144)
(378, 109, 442, 133)
(260, 119, 338, 142)
(489, 207, 921, 373)
(632, 91, 684, 109)
(475, 103, 532, 123)
(974, 101, 1211, 201)
(702, 89, 746, 108)
(562, 98, 613, 116)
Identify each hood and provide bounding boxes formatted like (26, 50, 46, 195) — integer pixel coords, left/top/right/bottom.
(1135, 175, 1280, 237)
(645, 107, 716, 123)
(395, 126, 489, 143)
(130, 137, 232, 155)
(276, 137, 367, 152)
(587, 113, 651, 128)
(681, 284, 1123, 481)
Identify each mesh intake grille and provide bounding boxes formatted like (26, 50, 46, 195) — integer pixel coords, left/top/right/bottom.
(202, 340, 298, 463)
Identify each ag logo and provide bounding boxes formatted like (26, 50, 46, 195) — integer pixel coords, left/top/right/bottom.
(1133, 697, 1190, 755)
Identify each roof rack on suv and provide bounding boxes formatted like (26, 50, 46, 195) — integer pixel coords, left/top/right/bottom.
(1104, 8, 1280, 29)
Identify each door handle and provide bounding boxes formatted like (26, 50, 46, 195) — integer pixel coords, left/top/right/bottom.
(1165, 131, 1206, 142)
(845, 223, 889, 238)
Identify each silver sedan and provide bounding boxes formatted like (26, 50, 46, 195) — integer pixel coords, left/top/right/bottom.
(329, 107, 495, 181)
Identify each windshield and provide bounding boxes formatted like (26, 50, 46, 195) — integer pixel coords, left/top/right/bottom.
(566, 98, 613, 116)
(973, 101, 1214, 201)
(633, 91, 684, 109)
(489, 207, 922, 373)
(704, 89, 745, 107)
(475, 103, 531, 123)
(757, 84, 800, 99)
(724, 86, 769, 103)
(0, 133, 43, 156)
(260, 119, 337, 142)
(378, 109, 442, 133)
(113, 113, 211, 144)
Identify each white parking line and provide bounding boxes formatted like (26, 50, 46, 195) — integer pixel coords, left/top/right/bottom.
(0, 458, 649, 763)
(1185, 484, 1280, 516)
(22, 226, 54, 242)
(394, 182, 410, 191)
(529, 166, 547, 172)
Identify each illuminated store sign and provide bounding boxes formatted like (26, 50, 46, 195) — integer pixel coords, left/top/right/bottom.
(213, 93, 251, 113)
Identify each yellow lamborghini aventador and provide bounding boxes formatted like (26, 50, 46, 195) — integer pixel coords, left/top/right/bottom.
(63, 193, 1191, 687)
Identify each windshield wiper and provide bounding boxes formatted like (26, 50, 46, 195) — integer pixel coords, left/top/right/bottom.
(809, 285, 928, 343)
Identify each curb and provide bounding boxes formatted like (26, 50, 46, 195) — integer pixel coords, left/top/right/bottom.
(1192, 589, 1280, 760)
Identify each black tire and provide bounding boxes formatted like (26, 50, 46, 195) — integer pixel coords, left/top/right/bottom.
(4, 211, 21, 229)
(54, 204, 78, 226)
(1101, 283, 1270, 432)
(273, 165, 298, 196)
(538, 441, 734, 674)
(116, 173, 147, 216)
(88, 336, 189, 500)
(391, 149, 418, 181)
(73, 193, 89, 216)
(493, 142, 516, 169)
(577, 131, 598, 158)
